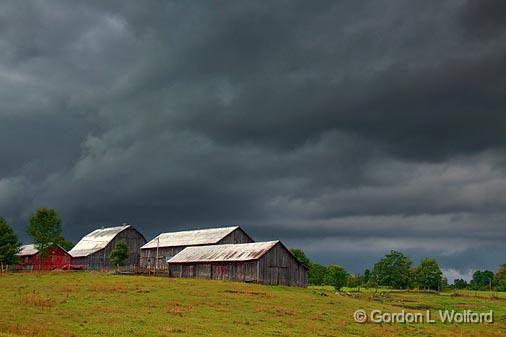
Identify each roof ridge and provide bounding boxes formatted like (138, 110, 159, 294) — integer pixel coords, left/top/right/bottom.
(155, 225, 239, 236)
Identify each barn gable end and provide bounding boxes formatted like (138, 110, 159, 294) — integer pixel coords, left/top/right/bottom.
(69, 224, 146, 270)
(140, 226, 254, 269)
(16, 244, 71, 271)
(167, 241, 308, 287)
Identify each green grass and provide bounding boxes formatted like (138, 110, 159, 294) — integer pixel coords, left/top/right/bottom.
(0, 272, 505, 336)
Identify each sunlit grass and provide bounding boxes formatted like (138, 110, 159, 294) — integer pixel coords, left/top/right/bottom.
(0, 272, 504, 336)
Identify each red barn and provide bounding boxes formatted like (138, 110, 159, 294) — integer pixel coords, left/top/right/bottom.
(16, 244, 72, 271)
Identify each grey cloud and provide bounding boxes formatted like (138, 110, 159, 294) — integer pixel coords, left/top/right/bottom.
(0, 0, 505, 275)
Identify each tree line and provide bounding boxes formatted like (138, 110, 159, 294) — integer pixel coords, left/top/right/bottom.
(291, 248, 506, 292)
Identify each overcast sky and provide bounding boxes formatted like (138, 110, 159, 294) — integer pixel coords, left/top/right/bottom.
(1, 0, 505, 281)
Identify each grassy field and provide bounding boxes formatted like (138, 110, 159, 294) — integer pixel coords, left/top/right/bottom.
(0, 272, 505, 337)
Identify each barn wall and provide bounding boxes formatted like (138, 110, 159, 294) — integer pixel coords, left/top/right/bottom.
(257, 243, 308, 287)
(16, 246, 71, 271)
(217, 228, 254, 245)
(168, 261, 258, 282)
(166, 244, 307, 287)
(140, 246, 185, 269)
(73, 228, 146, 270)
(140, 227, 254, 269)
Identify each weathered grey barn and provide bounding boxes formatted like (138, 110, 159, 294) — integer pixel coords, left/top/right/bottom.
(140, 226, 253, 269)
(69, 224, 146, 270)
(167, 241, 308, 287)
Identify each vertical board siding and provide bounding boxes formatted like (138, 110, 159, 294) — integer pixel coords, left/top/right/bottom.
(73, 228, 146, 270)
(217, 228, 254, 245)
(167, 243, 307, 287)
(140, 246, 185, 269)
(140, 227, 253, 269)
(257, 243, 307, 287)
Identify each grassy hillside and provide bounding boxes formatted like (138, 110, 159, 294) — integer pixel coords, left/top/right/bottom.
(0, 272, 504, 336)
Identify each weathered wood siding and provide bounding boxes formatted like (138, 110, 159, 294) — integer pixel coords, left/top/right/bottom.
(168, 243, 307, 287)
(140, 227, 253, 269)
(72, 228, 146, 270)
(257, 243, 307, 287)
(217, 228, 254, 245)
(141, 246, 186, 269)
(168, 261, 258, 282)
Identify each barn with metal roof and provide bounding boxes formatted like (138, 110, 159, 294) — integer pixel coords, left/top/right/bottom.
(167, 241, 308, 287)
(140, 226, 253, 269)
(16, 244, 71, 271)
(69, 224, 146, 270)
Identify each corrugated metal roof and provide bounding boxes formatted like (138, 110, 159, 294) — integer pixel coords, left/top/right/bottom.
(17, 244, 38, 256)
(168, 241, 279, 263)
(141, 226, 240, 249)
(69, 225, 130, 257)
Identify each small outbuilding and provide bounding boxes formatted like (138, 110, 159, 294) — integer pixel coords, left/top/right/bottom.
(167, 241, 308, 287)
(69, 224, 146, 270)
(16, 244, 72, 271)
(140, 226, 253, 269)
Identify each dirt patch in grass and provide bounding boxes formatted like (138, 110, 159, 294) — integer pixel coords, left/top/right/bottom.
(7, 323, 49, 337)
(223, 289, 271, 297)
(166, 301, 193, 316)
(88, 283, 127, 293)
(391, 303, 433, 310)
(21, 292, 55, 308)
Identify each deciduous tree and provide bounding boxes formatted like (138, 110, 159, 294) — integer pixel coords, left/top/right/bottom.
(290, 248, 310, 268)
(372, 251, 412, 289)
(414, 258, 443, 290)
(324, 264, 348, 291)
(0, 218, 21, 272)
(109, 240, 129, 269)
(453, 278, 468, 289)
(27, 208, 62, 259)
(469, 270, 494, 290)
(494, 264, 506, 292)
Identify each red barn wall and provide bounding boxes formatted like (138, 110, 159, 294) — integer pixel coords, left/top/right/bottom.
(16, 246, 71, 271)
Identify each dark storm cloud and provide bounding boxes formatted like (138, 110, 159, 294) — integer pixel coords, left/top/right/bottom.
(459, 0, 506, 38)
(0, 0, 505, 277)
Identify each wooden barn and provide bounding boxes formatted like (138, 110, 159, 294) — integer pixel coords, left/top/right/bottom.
(16, 244, 72, 271)
(140, 226, 253, 269)
(167, 241, 308, 287)
(69, 224, 146, 270)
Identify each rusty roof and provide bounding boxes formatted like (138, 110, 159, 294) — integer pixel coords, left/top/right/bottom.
(167, 241, 279, 263)
(17, 244, 39, 256)
(69, 224, 131, 257)
(141, 226, 241, 249)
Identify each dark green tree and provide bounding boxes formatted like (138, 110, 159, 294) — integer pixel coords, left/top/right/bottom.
(494, 264, 506, 292)
(323, 264, 348, 291)
(56, 237, 74, 251)
(469, 270, 494, 290)
(290, 248, 311, 268)
(308, 263, 327, 285)
(27, 208, 62, 259)
(372, 251, 412, 289)
(441, 277, 449, 290)
(346, 273, 364, 290)
(453, 278, 468, 289)
(414, 258, 443, 290)
(363, 269, 371, 283)
(0, 218, 21, 272)
(109, 240, 129, 268)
